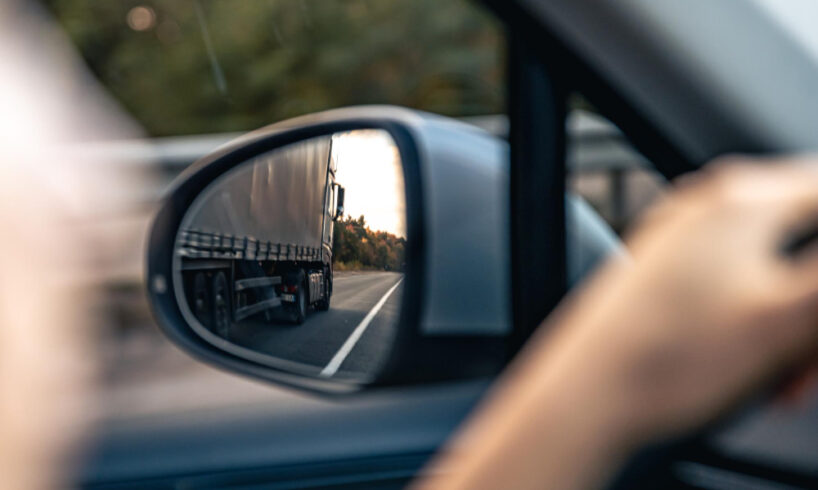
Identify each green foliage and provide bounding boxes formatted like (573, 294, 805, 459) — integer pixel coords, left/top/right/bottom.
(43, 0, 505, 137)
(333, 215, 404, 272)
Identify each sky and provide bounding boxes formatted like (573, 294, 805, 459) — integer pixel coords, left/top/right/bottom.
(332, 129, 406, 237)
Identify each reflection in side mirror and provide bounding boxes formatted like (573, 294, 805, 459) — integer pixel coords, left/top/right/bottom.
(175, 129, 406, 381)
(149, 106, 513, 393)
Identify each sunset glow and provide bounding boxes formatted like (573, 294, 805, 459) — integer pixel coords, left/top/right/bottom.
(332, 130, 406, 237)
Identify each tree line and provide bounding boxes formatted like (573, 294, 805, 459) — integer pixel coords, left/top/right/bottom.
(43, 0, 504, 137)
(333, 216, 405, 272)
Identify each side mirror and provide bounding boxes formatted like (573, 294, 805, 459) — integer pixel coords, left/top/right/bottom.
(334, 184, 345, 221)
(147, 106, 511, 393)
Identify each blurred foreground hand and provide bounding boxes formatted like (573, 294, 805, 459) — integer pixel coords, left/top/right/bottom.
(420, 158, 818, 490)
(0, 2, 150, 488)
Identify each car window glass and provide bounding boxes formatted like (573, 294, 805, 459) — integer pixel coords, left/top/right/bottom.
(567, 96, 667, 240)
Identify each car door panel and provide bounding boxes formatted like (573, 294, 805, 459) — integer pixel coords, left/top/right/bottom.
(80, 381, 489, 489)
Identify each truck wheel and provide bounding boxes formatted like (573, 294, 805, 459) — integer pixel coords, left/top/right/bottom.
(286, 269, 308, 325)
(316, 275, 331, 311)
(192, 272, 212, 329)
(211, 271, 231, 338)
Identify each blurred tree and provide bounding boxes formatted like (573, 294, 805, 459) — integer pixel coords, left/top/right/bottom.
(333, 215, 405, 271)
(43, 0, 504, 137)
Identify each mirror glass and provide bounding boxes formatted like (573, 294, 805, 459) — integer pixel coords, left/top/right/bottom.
(174, 130, 406, 381)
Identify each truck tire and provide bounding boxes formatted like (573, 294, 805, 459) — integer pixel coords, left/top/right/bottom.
(316, 273, 331, 311)
(286, 269, 308, 325)
(192, 272, 212, 329)
(211, 271, 231, 338)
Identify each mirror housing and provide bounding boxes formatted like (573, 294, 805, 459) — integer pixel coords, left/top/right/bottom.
(147, 106, 511, 394)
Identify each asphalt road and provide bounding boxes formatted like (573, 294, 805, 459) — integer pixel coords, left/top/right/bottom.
(228, 271, 404, 377)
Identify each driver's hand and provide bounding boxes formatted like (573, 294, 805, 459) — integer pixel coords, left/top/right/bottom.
(562, 158, 818, 444)
(419, 157, 818, 490)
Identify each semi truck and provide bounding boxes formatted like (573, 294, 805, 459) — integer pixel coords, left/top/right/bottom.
(176, 134, 345, 336)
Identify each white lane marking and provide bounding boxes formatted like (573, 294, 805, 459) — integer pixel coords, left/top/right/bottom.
(320, 277, 403, 377)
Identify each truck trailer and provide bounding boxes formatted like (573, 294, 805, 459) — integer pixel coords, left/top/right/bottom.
(176, 134, 345, 336)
